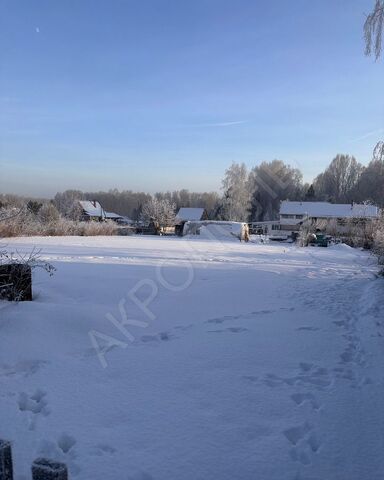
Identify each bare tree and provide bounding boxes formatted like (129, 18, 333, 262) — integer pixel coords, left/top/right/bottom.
(364, 0, 384, 60)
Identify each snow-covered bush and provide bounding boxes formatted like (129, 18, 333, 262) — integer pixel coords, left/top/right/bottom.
(373, 215, 384, 272)
(78, 220, 117, 236)
(298, 220, 327, 246)
(0, 205, 117, 237)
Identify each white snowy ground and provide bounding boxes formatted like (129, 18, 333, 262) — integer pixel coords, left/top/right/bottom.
(1, 235, 384, 480)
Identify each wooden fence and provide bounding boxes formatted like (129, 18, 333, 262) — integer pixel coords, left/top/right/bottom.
(0, 440, 68, 480)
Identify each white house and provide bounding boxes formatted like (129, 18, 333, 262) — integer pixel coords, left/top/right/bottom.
(271, 201, 380, 240)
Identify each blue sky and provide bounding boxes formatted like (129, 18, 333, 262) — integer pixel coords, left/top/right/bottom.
(0, 0, 383, 197)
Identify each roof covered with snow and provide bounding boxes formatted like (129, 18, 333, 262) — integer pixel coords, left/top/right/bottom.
(105, 212, 133, 223)
(280, 201, 379, 219)
(105, 211, 123, 219)
(79, 200, 105, 218)
(176, 207, 206, 221)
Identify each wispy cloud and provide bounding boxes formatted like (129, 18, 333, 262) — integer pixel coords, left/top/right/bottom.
(351, 128, 384, 142)
(192, 120, 247, 128)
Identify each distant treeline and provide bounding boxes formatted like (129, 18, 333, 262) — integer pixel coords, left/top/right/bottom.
(1, 153, 383, 223)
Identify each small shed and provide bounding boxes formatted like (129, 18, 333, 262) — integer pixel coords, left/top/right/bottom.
(175, 208, 208, 236)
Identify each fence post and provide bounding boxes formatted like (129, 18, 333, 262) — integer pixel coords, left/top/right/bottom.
(32, 458, 68, 480)
(0, 440, 13, 480)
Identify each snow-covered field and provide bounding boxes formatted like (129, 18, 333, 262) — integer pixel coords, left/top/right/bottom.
(1, 235, 384, 480)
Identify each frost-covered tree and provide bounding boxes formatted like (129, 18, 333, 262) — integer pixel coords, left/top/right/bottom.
(248, 160, 303, 221)
(54, 190, 84, 219)
(37, 202, 61, 224)
(373, 214, 384, 270)
(353, 155, 384, 207)
(365, 0, 384, 60)
(220, 163, 251, 222)
(141, 197, 176, 234)
(313, 155, 363, 203)
(364, 2, 384, 162)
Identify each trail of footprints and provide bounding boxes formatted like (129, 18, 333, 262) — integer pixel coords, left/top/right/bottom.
(261, 362, 326, 469)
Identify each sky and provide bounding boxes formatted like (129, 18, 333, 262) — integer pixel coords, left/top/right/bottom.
(0, 0, 383, 197)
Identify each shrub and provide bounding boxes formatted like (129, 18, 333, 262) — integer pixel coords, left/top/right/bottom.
(0, 206, 118, 237)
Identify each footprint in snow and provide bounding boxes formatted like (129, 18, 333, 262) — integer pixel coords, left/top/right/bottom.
(18, 389, 50, 430)
(0, 359, 46, 378)
(263, 363, 332, 389)
(284, 423, 322, 466)
(92, 444, 117, 456)
(207, 327, 248, 334)
(291, 392, 321, 411)
(140, 332, 173, 343)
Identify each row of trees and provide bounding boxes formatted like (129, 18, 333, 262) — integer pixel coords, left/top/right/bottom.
(2, 152, 383, 227)
(221, 153, 384, 222)
(51, 189, 221, 222)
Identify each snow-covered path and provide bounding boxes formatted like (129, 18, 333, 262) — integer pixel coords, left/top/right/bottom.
(1, 236, 383, 480)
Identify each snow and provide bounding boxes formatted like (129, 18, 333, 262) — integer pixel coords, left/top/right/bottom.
(184, 221, 246, 240)
(1, 235, 384, 480)
(280, 201, 380, 219)
(78, 201, 105, 218)
(175, 208, 205, 222)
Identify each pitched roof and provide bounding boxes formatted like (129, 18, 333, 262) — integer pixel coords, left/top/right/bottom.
(176, 207, 206, 221)
(105, 211, 123, 219)
(79, 200, 105, 218)
(105, 212, 133, 223)
(280, 201, 379, 219)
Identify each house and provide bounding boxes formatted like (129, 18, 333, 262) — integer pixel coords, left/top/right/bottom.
(271, 201, 380, 240)
(175, 208, 208, 236)
(79, 200, 106, 221)
(104, 211, 134, 225)
(79, 201, 132, 224)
